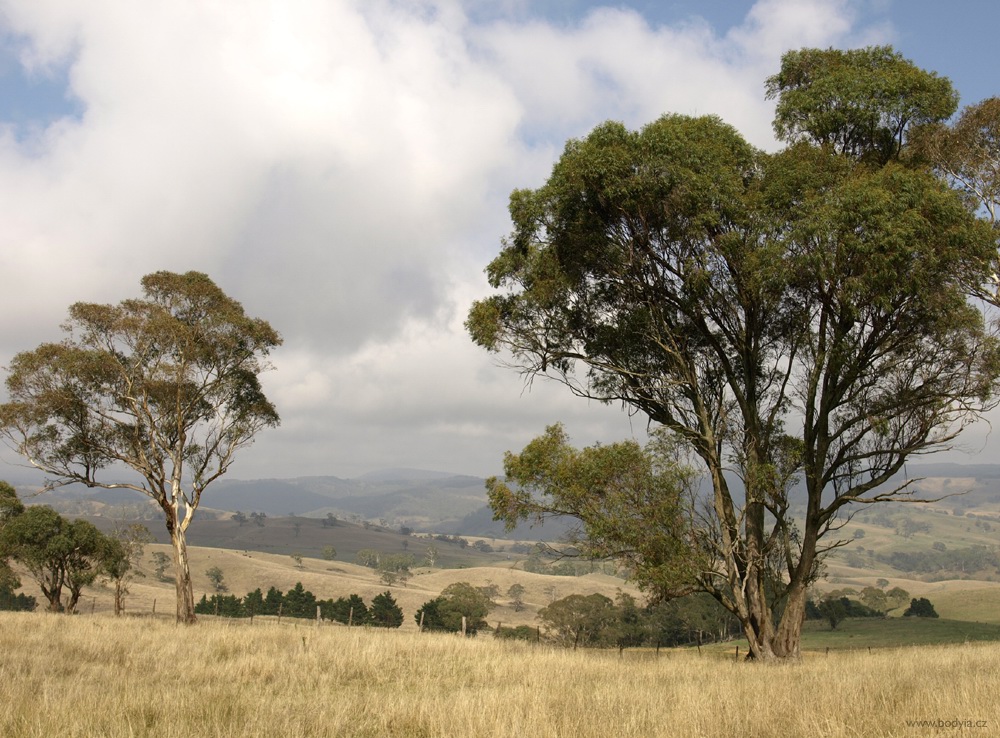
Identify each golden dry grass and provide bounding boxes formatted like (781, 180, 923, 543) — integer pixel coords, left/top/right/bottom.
(1, 611, 998, 738)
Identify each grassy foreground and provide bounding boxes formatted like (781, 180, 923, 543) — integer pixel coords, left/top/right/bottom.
(1, 612, 997, 738)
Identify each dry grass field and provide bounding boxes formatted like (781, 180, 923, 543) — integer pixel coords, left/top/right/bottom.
(1, 611, 997, 738)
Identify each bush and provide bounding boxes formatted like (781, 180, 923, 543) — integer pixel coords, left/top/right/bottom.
(282, 582, 317, 618)
(414, 597, 447, 631)
(494, 625, 538, 641)
(818, 597, 848, 629)
(370, 591, 404, 628)
(0, 583, 36, 612)
(323, 594, 369, 625)
(903, 597, 939, 618)
(194, 593, 244, 617)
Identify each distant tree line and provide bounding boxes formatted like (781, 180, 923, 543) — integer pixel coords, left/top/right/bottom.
(354, 550, 416, 587)
(806, 597, 884, 629)
(510, 591, 740, 651)
(522, 551, 621, 578)
(804, 587, 939, 628)
(430, 533, 462, 545)
(873, 545, 1000, 576)
(522, 586, 942, 648)
(194, 584, 404, 627)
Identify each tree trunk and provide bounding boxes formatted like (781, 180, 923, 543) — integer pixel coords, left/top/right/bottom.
(736, 569, 811, 660)
(39, 571, 64, 613)
(114, 581, 125, 616)
(44, 589, 63, 613)
(170, 526, 196, 624)
(769, 529, 819, 659)
(741, 610, 777, 661)
(65, 587, 83, 614)
(770, 584, 807, 658)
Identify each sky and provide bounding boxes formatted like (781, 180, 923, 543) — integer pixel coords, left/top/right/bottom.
(1, 0, 999, 482)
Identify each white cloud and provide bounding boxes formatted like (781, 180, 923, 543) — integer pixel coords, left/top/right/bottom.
(0, 0, 525, 348)
(730, 0, 855, 60)
(253, 296, 651, 478)
(0, 0, 903, 480)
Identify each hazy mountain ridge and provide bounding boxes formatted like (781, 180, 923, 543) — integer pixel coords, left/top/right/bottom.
(13, 462, 1000, 537)
(21, 469, 494, 532)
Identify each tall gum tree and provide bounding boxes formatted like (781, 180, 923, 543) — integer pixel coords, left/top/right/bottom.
(468, 47, 1000, 660)
(0, 271, 281, 623)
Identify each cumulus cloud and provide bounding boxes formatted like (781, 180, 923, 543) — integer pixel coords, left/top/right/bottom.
(0, 0, 894, 479)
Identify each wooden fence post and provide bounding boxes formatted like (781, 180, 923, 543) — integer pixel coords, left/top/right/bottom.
(461, 616, 467, 637)
(348, 606, 353, 627)
(316, 605, 321, 627)
(419, 611, 425, 633)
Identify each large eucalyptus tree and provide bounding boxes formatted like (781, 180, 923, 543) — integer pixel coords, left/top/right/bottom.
(469, 47, 1000, 659)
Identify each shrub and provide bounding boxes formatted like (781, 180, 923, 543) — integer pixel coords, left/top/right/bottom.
(903, 597, 939, 618)
(370, 591, 404, 628)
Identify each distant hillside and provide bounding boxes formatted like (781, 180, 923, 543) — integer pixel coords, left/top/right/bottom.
(79, 514, 509, 569)
(356, 468, 459, 482)
(13, 462, 1000, 542)
(907, 462, 1000, 479)
(20, 470, 493, 533)
(445, 504, 578, 541)
(191, 479, 337, 516)
(208, 473, 490, 529)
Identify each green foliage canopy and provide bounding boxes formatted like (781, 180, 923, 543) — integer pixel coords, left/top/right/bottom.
(0, 481, 23, 524)
(538, 593, 618, 648)
(0, 481, 25, 593)
(910, 96, 1000, 307)
(767, 46, 957, 163)
(487, 424, 700, 598)
(0, 505, 114, 613)
(416, 582, 493, 634)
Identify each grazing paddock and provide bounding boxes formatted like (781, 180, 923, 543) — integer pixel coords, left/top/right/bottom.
(0, 612, 996, 737)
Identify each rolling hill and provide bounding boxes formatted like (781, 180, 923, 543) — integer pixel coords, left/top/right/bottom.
(9, 462, 1000, 634)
